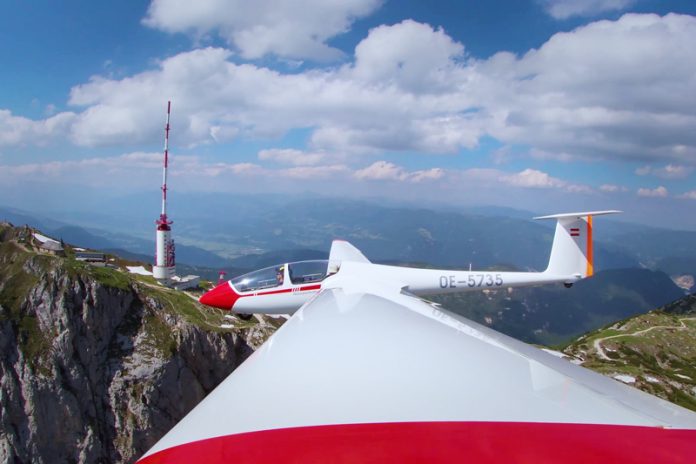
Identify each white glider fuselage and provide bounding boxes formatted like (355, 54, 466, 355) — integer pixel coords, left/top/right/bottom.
(358, 262, 579, 296)
(202, 264, 577, 315)
(199, 210, 619, 315)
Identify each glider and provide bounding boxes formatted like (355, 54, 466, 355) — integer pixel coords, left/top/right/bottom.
(198, 210, 617, 314)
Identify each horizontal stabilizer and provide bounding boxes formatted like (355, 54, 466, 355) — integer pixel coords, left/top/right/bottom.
(534, 210, 622, 220)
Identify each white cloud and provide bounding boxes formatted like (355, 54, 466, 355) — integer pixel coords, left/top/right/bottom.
(540, 0, 636, 19)
(0, 151, 173, 176)
(487, 13, 696, 164)
(663, 164, 690, 178)
(62, 37, 483, 153)
(678, 190, 696, 200)
(501, 168, 566, 189)
(637, 186, 669, 197)
(528, 148, 576, 162)
(599, 183, 628, 193)
(0, 152, 347, 187)
(409, 167, 445, 182)
(0, 110, 76, 147)
(448, 167, 592, 193)
(353, 161, 444, 182)
(635, 164, 692, 179)
(143, 0, 382, 61)
(352, 20, 465, 92)
(498, 168, 592, 193)
(0, 151, 174, 194)
(258, 148, 326, 166)
(3, 13, 696, 170)
(68, 48, 242, 147)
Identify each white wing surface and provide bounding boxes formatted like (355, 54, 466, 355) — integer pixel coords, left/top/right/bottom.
(140, 281, 696, 462)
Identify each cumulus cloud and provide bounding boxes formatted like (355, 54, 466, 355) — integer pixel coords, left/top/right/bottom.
(143, 0, 382, 61)
(501, 168, 566, 189)
(62, 30, 483, 153)
(599, 183, 628, 193)
(0, 110, 76, 147)
(410, 167, 445, 182)
(499, 168, 592, 193)
(637, 186, 668, 197)
(453, 167, 592, 193)
(678, 190, 696, 200)
(352, 20, 465, 92)
(540, 0, 636, 19)
(528, 148, 576, 162)
(3, 13, 696, 169)
(635, 164, 692, 179)
(488, 13, 696, 163)
(353, 161, 444, 182)
(67, 48, 243, 147)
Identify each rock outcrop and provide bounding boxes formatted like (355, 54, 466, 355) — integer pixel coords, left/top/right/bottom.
(0, 224, 271, 463)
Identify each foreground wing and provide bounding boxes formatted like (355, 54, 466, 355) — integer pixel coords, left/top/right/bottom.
(140, 288, 696, 463)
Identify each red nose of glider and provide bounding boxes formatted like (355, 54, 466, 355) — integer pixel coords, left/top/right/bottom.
(199, 282, 238, 310)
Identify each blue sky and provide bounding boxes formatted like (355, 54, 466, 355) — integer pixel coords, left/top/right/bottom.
(1, 0, 696, 229)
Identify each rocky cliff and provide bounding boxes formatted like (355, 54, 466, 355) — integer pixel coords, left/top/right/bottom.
(0, 224, 276, 463)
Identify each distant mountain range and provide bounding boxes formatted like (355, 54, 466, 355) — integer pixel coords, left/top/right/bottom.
(2, 195, 695, 289)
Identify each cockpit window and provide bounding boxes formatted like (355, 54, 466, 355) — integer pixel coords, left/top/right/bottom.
(231, 265, 285, 293)
(289, 260, 329, 285)
(230, 260, 332, 293)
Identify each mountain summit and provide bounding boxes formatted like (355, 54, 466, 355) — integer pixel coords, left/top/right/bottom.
(0, 223, 276, 463)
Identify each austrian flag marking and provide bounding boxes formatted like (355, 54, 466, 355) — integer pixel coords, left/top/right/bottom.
(570, 228, 580, 237)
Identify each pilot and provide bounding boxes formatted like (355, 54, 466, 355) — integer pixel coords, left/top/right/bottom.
(276, 266, 285, 285)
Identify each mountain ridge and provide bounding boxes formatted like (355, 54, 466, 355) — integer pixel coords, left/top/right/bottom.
(563, 294, 696, 412)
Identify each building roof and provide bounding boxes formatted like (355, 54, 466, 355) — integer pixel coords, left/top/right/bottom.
(41, 240, 63, 251)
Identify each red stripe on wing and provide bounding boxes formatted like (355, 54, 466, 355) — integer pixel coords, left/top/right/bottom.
(138, 421, 696, 463)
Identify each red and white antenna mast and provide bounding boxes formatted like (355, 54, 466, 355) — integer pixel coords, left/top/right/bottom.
(159, 100, 172, 223)
(153, 101, 176, 281)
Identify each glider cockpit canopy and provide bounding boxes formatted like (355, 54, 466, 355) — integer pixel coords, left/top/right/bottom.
(230, 259, 332, 292)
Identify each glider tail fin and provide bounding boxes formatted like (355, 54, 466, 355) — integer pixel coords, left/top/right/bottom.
(329, 240, 371, 264)
(535, 210, 621, 281)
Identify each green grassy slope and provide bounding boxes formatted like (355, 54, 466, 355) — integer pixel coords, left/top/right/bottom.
(563, 294, 696, 412)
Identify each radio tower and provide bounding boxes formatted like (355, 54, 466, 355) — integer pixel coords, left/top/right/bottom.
(153, 101, 176, 282)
